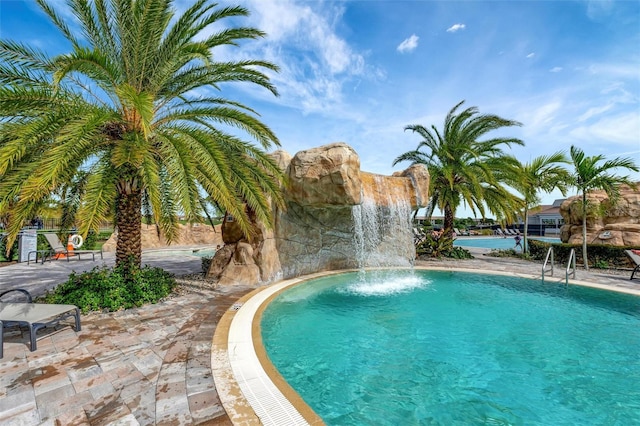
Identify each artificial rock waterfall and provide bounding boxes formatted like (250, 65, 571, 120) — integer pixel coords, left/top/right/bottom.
(206, 143, 430, 286)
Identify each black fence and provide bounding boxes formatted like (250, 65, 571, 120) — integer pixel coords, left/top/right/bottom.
(11, 218, 114, 233)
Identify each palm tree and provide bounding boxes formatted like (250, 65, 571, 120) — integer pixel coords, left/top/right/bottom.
(393, 100, 524, 244)
(511, 152, 571, 253)
(568, 146, 638, 270)
(0, 0, 284, 274)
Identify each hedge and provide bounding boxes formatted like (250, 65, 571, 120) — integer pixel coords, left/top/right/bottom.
(527, 239, 635, 269)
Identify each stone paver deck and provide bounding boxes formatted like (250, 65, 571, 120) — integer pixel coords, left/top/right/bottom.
(0, 246, 638, 425)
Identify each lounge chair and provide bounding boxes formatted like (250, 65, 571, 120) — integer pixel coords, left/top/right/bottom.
(625, 250, 640, 280)
(495, 229, 505, 237)
(0, 289, 81, 357)
(33, 233, 103, 264)
(453, 228, 469, 236)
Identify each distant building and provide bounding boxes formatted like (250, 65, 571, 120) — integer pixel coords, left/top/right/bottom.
(413, 215, 494, 228)
(526, 199, 565, 235)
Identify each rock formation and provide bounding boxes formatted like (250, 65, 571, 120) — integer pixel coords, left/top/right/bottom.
(102, 223, 222, 252)
(559, 183, 640, 247)
(206, 142, 430, 286)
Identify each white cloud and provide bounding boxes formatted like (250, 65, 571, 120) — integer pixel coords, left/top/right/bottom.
(519, 100, 563, 132)
(209, 0, 380, 116)
(397, 35, 419, 53)
(550, 67, 563, 72)
(526, 52, 535, 58)
(569, 112, 640, 146)
(578, 104, 614, 122)
(446, 23, 466, 33)
(588, 63, 640, 79)
(586, 0, 615, 21)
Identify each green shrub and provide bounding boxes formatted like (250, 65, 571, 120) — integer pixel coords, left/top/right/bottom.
(593, 259, 609, 269)
(527, 239, 550, 260)
(444, 246, 473, 259)
(487, 248, 518, 258)
(41, 263, 176, 313)
(0, 234, 18, 261)
(527, 239, 634, 269)
(416, 234, 454, 258)
(83, 230, 97, 250)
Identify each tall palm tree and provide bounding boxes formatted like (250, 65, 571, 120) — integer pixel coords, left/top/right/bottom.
(510, 152, 571, 253)
(568, 146, 638, 270)
(0, 0, 284, 273)
(393, 100, 524, 243)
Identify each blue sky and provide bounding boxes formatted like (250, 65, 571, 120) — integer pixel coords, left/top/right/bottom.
(1, 0, 639, 218)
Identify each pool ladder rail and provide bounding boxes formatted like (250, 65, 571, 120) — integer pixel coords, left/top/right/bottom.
(542, 247, 576, 285)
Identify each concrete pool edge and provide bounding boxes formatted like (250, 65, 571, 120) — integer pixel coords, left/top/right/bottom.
(213, 266, 640, 425)
(212, 271, 344, 425)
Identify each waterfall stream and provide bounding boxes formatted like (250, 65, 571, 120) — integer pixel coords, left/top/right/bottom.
(352, 176, 413, 270)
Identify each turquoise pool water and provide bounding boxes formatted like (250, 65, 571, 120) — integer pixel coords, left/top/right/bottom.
(261, 270, 640, 425)
(454, 236, 560, 250)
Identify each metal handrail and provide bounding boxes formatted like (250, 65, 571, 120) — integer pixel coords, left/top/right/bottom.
(565, 248, 576, 284)
(542, 247, 554, 282)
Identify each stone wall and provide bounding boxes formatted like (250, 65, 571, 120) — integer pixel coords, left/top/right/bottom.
(559, 183, 640, 247)
(206, 142, 430, 286)
(102, 223, 222, 252)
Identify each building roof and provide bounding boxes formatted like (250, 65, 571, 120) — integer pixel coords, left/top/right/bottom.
(530, 199, 565, 217)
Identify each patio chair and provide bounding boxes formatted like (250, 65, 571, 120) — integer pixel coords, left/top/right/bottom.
(625, 250, 640, 280)
(0, 289, 81, 357)
(37, 233, 103, 263)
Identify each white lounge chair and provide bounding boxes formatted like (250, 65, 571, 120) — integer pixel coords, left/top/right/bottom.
(625, 250, 640, 280)
(0, 289, 81, 357)
(33, 233, 103, 264)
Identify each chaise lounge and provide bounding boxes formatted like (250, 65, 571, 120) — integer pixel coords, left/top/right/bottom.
(625, 250, 640, 280)
(0, 289, 81, 358)
(29, 233, 104, 265)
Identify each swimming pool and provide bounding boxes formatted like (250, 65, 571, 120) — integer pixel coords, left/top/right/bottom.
(454, 236, 560, 250)
(261, 270, 640, 425)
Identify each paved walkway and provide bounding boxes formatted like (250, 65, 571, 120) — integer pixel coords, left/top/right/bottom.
(0, 248, 638, 425)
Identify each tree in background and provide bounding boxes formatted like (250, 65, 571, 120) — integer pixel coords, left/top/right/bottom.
(393, 100, 524, 246)
(568, 145, 638, 270)
(0, 0, 284, 274)
(511, 152, 571, 253)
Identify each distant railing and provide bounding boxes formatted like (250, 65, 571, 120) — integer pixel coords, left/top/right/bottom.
(25, 218, 113, 233)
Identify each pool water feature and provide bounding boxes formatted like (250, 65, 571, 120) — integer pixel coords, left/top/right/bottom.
(261, 269, 640, 425)
(351, 175, 413, 269)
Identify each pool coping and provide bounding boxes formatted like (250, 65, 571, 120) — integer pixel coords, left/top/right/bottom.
(212, 266, 640, 425)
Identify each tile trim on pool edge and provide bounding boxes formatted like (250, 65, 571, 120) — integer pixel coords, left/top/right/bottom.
(213, 266, 640, 425)
(213, 270, 340, 426)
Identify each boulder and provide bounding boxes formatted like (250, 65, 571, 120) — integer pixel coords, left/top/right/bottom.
(559, 183, 640, 246)
(287, 143, 362, 206)
(217, 242, 262, 286)
(392, 164, 430, 208)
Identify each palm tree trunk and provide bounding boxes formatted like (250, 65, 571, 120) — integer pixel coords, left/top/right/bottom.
(582, 191, 589, 271)
(115, 189, 142, 272)
(523, 206, 529, 254)
(443, 204, 455, 245)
